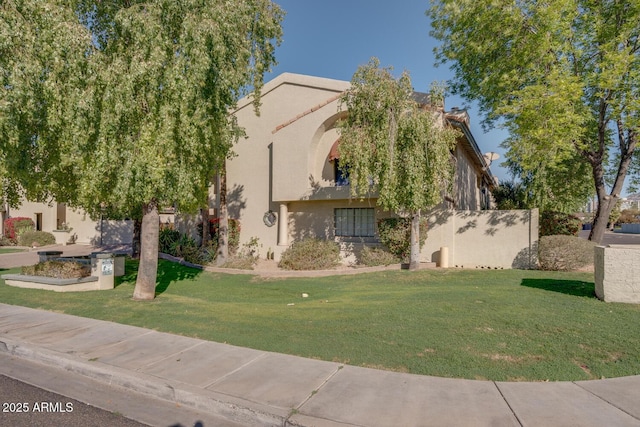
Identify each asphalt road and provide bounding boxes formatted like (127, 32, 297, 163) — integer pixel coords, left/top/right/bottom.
(0, 375, 148, 427)
(0, 354, 243, 427)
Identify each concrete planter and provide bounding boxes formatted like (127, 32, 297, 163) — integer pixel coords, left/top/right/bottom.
(1, 274, 100, 292)
(2, 252, 122, 292)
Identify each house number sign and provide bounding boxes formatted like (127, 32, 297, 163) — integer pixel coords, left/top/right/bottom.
(263, 211, 277, 227)
(102, 259, 114, 276)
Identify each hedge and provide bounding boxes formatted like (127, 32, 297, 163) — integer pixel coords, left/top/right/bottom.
(377, 217, 428, 261)
(4, 217, 35, 242)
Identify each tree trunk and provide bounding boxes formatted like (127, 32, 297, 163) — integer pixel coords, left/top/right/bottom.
(201, 206, 210, 247)
(408, 210, 421, 271)
(131, 218, 142, 259)
(589, 196, 615, 244)
(587, 118, 637, 244)
(133, 200, 159, 301)
(201, 175, 213, 247)
(216, 168, 229, 266)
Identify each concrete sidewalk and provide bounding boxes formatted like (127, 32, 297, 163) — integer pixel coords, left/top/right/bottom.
(1, 304, 639, 426)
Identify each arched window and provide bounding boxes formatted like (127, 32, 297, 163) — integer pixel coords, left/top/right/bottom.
(328, 138, 349, 186)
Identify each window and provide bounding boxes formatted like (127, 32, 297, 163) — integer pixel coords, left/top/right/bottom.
(334, 159, 350, 186)
(335, 208, 375, 237)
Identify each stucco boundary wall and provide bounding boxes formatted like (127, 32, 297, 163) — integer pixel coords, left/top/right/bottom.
(8, 201, 133, 246)
(594, 245, 640, 304)
(620, 223, 640, 234)
(422, 208, 539, 269)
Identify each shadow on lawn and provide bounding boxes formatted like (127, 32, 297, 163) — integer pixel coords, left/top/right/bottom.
(521, 278, 596, 298)
(117, 259, 202, 295)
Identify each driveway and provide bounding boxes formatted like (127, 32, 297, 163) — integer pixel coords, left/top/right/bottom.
(579, 230, 640, 245)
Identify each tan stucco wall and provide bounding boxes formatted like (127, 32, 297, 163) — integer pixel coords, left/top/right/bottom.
(287, 199, 392, 263)
(422, 208, 539, 269)
(454, 144, 482, 210)
(267, 84, 349, 202)
(224, 74, 351, 258)
(8, 202, 132, 245)
(9, 201, 58, 232)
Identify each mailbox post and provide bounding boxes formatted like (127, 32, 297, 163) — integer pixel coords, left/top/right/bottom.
(92, 253, 115, 290)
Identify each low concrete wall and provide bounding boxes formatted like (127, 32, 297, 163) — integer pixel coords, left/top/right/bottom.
(422, 208, 539, 269)
(2, 274, 100, 292)
(594, 245, 640, 304)
(66, 208, 133, 245)
(620, 223, 640, 234)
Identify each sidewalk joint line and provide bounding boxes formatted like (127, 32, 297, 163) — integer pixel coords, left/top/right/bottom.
(292, 364, 345, 413)
(493, 381, 524, 427)
(136, 340, 205, 371)
(202, 351, 269, 389)
(78, 329, 156, 357)
(573, 381, 640, 422)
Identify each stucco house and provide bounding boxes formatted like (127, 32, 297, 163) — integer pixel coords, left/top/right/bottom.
(205, 72, 504, 264)
(3, 72, 538, 268)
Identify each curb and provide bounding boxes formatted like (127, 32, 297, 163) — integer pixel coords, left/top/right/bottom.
(0, 337, 288, 427)
(158, 253, 204, 270)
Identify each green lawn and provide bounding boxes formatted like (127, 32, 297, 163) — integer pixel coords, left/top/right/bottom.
(1, 260, 639, 382)
(0, 248, 25, 254)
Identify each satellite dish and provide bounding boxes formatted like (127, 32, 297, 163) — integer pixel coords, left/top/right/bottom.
(483, 152, 500, 166)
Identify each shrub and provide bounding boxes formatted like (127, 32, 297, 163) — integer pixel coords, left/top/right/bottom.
(539, 211, 581, 236)
(220, 256, 257, 270)
(618, 209, 640, 224)
(4, 217, 35, 242)
(199, 218, 241, 255)
(22, 261, 90, 279)
(18, 230, 56, 247)
(159, 228, 182, 254)
(359, 246, 400, 266)
(538, 235, 597, 271)
(377, 217, 428, 261)
(179, 244, 210, 265)
(278, 238, 341, 270)
(218, 237, 261, 270)
(158, 228, 211, 265)
(170, 234, 199, 260)
(491, 180, 529, 210)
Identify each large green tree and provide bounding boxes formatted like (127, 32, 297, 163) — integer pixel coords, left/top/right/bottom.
(429, 0, 640, 243)
(338, 58, 458, 270)
(1, 0, 282, 299)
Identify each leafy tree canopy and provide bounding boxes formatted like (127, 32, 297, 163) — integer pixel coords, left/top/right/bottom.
(338, 58, 458, 214)
(338, 58, 458, 269)
(428, 0, 640, 242)
(1, 0, 283, 218)
(1, 0, 283, 298)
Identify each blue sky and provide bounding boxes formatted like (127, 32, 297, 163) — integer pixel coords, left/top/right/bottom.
(265, 0, 511, 183)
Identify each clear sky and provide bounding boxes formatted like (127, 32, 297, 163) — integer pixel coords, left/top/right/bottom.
(265, 0, 511, 184)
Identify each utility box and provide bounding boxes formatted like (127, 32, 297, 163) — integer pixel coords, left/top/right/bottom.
(91, 252, 125, 277)
(91, 253, 115, 290)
